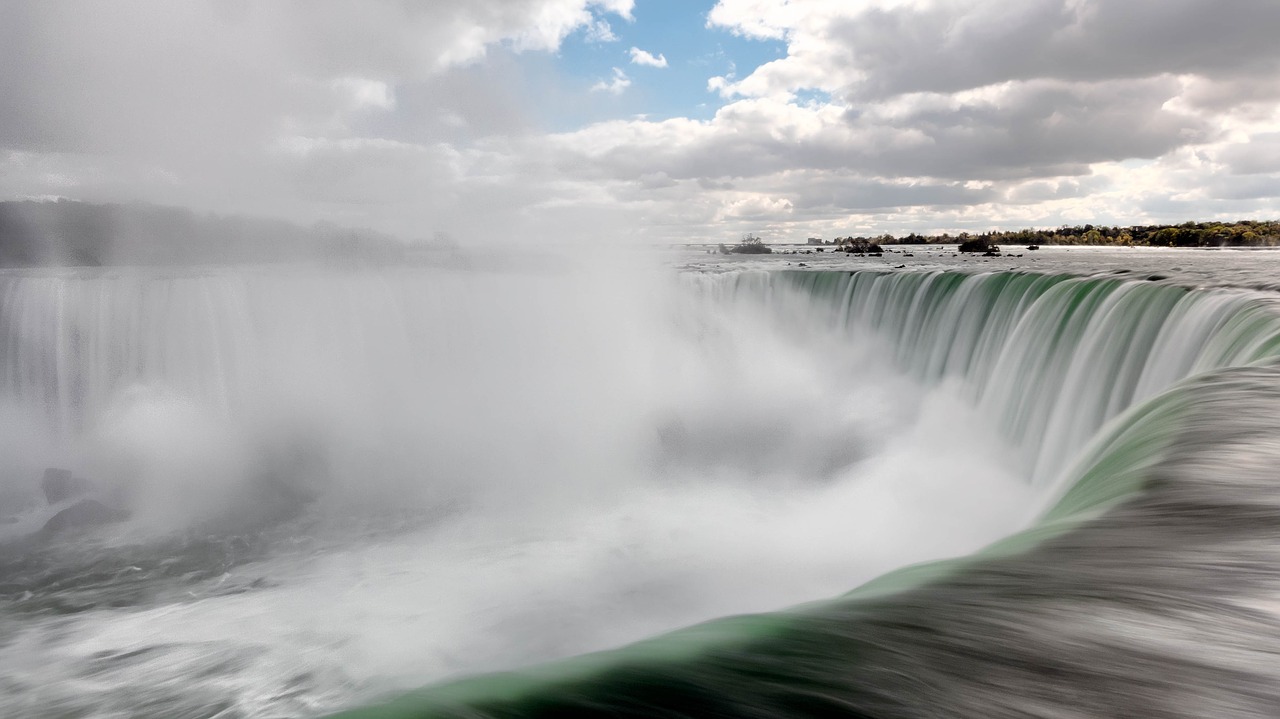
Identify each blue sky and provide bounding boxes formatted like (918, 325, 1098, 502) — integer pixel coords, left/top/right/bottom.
(2, 0, 1279, 243)
(547, 0, 786, 127)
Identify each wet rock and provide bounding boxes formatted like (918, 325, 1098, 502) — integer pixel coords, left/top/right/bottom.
(40, 499, 130, 536)
(844, 240, 883, 253)
(42, 468, 96, 504)
(959, 238, 994, 253)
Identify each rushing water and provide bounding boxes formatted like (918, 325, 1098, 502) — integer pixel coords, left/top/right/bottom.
(4, 249, 1280, 717)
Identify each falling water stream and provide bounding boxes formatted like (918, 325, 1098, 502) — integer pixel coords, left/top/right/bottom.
(4, 248, 1280, 718)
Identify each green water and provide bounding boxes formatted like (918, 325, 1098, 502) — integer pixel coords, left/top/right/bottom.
(332, 269, 1280, 718)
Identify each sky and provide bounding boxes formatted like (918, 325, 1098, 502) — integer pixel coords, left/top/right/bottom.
(2, 0, 1279, 244)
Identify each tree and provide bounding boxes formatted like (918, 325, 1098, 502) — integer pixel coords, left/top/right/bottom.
(729, 233, 772, 254)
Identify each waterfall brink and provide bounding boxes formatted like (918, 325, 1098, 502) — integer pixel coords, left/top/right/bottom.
(349, 362, 1280, 719)
(331, 269, 1280, 719)
(729, 270, 1280, 484)
(0, 267, 684, 531)
(8, 265, 1280, 718)
(8, 268, 1278, 474)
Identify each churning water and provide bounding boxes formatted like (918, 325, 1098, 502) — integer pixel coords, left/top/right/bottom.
(5, 248, 1280, 718)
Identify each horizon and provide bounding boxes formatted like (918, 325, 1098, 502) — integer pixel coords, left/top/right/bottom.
(3, 1, 1279, 244)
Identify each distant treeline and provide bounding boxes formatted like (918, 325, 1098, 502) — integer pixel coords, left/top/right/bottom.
(0, 200, 408, 266)
(813, 221, 1280, 248)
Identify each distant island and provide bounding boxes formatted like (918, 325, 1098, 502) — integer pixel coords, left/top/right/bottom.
(719, 234, 773, 254)
(803, 221, 1280, 249)
(0, 199, 413, 267)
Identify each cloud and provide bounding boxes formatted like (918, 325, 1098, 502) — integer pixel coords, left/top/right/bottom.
(331, 78, 396, 112)
(629, 47, 669, 68)
(585, 19, 618, 42)
(0, 0, 639, 236)
(545, 75, 1210, 185)
(1, 0, 1279, 244)
(591, 68, 632, 95)
(1214, 133, 1280, 176)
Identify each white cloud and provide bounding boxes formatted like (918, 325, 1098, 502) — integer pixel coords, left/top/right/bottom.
(629, 47, 668, 68)
(331, 77, 396, 112)
(2, 0, 1280, 244)
(719, 193, 794, 220)
(585, 19, 618, 42)
(591, 67, 632, 95)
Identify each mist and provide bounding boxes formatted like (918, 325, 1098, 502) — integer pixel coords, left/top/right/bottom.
(0, 256, 1039, 715)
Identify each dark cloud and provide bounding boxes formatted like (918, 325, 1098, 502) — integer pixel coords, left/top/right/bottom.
(833, 0, 1280, 100)
(783, 174, 999, 213)
(546, 75, 1207, 186)
(1003, 175, 1112, 204)
(1216, 133, 1280, 176)
(1206, 173, 1280, 202)
(857, 77, 1212, 180)
(0, 0, 1277, 242)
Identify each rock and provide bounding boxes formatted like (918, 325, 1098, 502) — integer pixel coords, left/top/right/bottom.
(40, 499, 130, 536)
(1027, 244, 1040, 250)
(839, 239, 883, 254)
(42, 468, 96, 504)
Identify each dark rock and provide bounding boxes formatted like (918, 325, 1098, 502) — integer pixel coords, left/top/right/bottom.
(838, 239, 883, 254)
(40, 499, 130, 535)
(42, 468, 96, 504)
(1027, 244, 1040, 250)
(1148, 274, 1169, 281)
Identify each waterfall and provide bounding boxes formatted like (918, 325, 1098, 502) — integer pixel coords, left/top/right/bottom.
(8, 264, 1280, 719)
(726, 269, 1280, 485)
